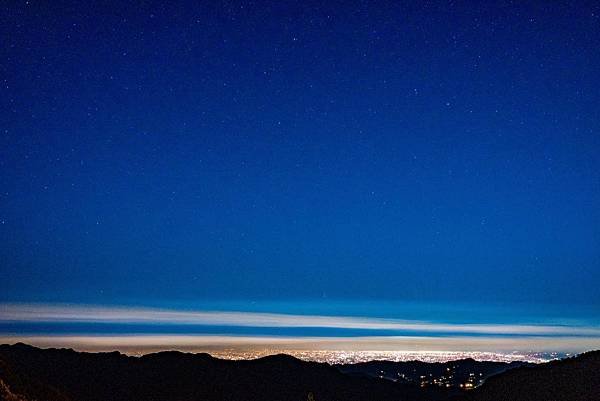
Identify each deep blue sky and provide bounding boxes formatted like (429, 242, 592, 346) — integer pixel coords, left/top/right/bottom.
(1, 1, 599, 309)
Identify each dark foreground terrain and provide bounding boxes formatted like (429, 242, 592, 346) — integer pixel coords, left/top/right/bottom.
(336, 358, 530, 388)
(0, 343, 598, 401)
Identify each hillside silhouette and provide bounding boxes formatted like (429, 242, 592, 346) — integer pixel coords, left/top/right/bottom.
(336, 358, 530, 388)
(0, 343, 449, 401)
(464, 350, 600, 401)
(0, 344, 598, 401)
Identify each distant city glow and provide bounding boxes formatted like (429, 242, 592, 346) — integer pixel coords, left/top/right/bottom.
(1, 334, 596, 363)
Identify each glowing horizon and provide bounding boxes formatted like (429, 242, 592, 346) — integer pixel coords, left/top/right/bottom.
(2, 334, 598, 362)
(2, 302, 599, 360)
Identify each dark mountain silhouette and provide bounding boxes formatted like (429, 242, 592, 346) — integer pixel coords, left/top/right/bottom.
(0, 343, 450, 401)
(462, 350, 600, 401)
(0, 343, 598, 401)
(336, 358, 530, 388)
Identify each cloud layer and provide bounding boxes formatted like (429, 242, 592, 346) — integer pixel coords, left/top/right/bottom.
(1, 303, 599, 337)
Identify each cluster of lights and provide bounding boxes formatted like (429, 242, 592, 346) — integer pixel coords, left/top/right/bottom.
(206, 349, 558, 364)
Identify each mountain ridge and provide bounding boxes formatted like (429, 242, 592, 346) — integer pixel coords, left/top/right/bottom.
(1, 343, 598, 401)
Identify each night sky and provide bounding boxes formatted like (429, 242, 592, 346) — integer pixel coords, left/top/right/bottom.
(1, 1, 600, 346)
